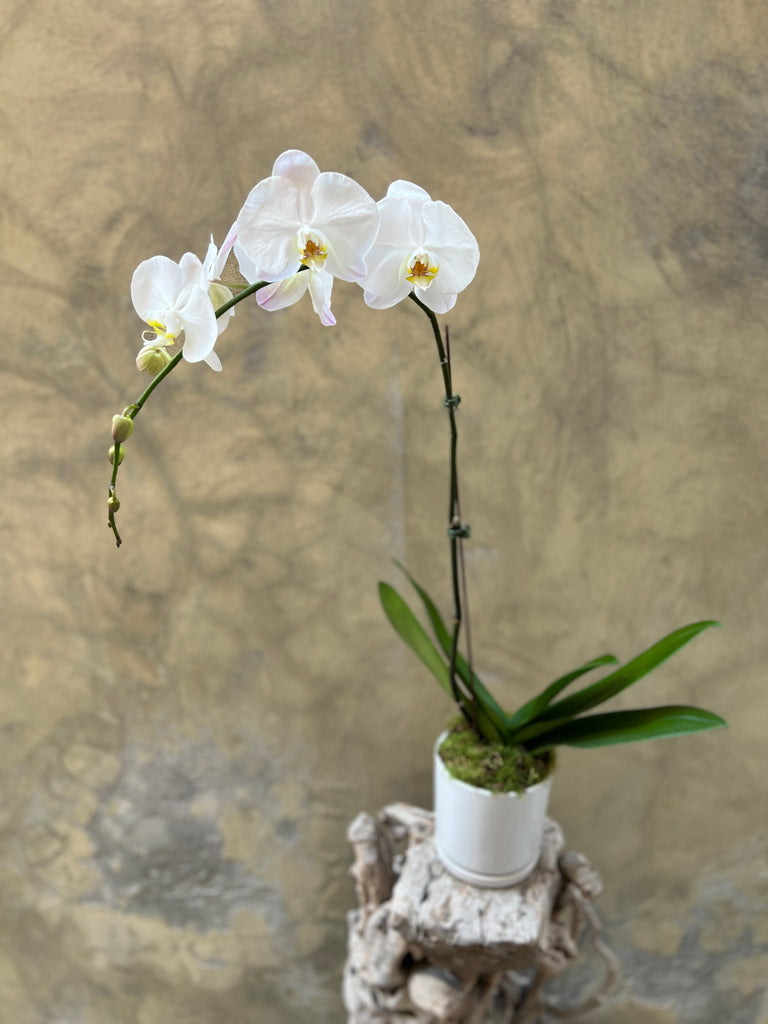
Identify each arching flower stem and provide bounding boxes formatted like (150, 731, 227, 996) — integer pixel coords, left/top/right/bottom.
(107, 274, 303, 547)
(408, 291, 478, 735)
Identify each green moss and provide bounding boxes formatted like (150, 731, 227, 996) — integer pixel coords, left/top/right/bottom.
(439, 718, 555, 793)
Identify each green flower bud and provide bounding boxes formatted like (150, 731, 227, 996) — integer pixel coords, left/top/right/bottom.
(209, 281, 233, 311)
(108, 444, 125, 466)
(136, 345, 173, 375)
(111, 414, 134, 444)
(107, 493, 120, 513)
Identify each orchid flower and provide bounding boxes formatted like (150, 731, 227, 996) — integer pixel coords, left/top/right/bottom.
(132, 252, 218, 370)
(234, 150, 379, 326)
(132, 226, 236, 373)
(360, 181, 480, 314)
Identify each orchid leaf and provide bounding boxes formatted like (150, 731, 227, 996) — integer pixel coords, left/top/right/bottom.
(506, 654, 619, 736)
(527, 705, 726, 754)
(535, 621, 721, 722)
(379, 583, 450, 695)
(511, 713, 577, 745)
(378, 582, 505, 741)
(394, 562, 510, 741)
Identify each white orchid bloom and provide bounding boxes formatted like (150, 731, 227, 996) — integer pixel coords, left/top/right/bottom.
(132, 252, 217, 369)
(234, 150, 379, 326)
(132, 227, 236, 373)
(360, 181, 480, 314)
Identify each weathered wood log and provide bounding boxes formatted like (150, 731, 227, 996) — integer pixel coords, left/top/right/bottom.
(343, 804, 617, 1024)
(387, 818, 564, 978)
(348, 811, 397, 929)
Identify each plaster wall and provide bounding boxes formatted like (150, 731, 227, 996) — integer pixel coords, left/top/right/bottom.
(0, 2, 766, 1021)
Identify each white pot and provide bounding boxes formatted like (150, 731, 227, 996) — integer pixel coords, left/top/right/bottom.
(433, 733, 553, 887)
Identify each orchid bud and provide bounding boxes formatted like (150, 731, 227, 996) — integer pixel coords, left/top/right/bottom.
(111, 414, 134, 444)
(209, 282, 233, 312)
(108, 444, 125, 466)
(107, 493, 120, 513)
(136, 345, 173, 375)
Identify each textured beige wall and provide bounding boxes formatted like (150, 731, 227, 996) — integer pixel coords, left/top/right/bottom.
(1, 1, 767, 1021)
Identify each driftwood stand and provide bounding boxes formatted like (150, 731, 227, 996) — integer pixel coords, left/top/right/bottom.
(343, 804, 619, 1023)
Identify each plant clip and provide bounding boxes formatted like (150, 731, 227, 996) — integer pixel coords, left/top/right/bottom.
(447, 523, 471, 539)
(444, 395, 461, 410)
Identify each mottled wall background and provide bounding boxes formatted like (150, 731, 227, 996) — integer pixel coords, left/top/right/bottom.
(1, 1, 767, 1022)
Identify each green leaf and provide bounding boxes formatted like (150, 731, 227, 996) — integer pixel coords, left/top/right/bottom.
(527, 705, 727, 754)
(511, 713, 577, 745)
(394, 562, 510, 742)
(536, 621, 721, 722)
(379, 583, 452, 695)
(378, 582, 505, 741)
(506, 654, 619, 736)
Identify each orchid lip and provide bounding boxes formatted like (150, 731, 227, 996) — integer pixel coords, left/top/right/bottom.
(297, 226, 329, 270)
(142, 320, 176, 346)
(406, 250, 440, 290)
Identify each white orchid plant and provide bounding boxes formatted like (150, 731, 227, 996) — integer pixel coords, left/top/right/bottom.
(107, 150, 725, 768)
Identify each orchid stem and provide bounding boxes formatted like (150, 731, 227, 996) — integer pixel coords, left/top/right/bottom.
(408, 291, 477, 735)
(107, 276, 280, 547)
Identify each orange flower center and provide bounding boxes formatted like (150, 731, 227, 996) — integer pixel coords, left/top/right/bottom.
(406, 252, 439, 289)
(298, 229, 328, 269)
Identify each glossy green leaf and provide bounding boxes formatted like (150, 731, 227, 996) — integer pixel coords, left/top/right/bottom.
(527, 705, 726, 754)
(378, 582, 505, 741)
(394, 562, 510, 742)
(536, 621, 721, 722)
(511, 713, 576, 745)
(379, 583, 451, 694)
(506, 654, 619, 736)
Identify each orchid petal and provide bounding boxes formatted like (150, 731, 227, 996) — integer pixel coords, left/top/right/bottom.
(422, 200, 479, 293)
(202, 236, 218, 278)
(307, 269, 336, 326)
(311, 172, 379, 281)
(233, 241, 261, 284)
(256, 273, 309, 312)
(361, 249, 411, 309)
(131, 256, 185, 321)
(345, 257, 368, 280)
(387, 180, 432, 203)
(179, 252, 208, 293)
(178, 286, 218, 362)
(371, 195, 423, 250)
(204, 349, 223, 372)
(212, 221, 237, 279)
(418, 285, 457, 315)
(216, 307, 234, 335)
(236, 176, 304, 280)
(272, 150, 320, 214)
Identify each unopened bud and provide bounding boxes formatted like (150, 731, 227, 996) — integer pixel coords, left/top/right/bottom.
(108, 444, 125, 466)
(209, 281, 233, 311)
(107, 493, 120, 513)
(136, 345, 173, 375)
(111, 414, 134, 444)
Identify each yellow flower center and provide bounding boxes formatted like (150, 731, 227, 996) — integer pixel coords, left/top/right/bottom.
(298, 229, 328, 270)
(406, 251, 439, 289)
(142, 321, 172, 346)
(142, 309, 184, 347)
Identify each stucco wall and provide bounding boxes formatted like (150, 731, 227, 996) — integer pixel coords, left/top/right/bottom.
(0, 2, 766, 1021)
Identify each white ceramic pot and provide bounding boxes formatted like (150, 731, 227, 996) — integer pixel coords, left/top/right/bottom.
(433, 733, 553, 887)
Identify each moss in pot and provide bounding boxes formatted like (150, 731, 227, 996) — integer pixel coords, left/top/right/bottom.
(439, 717, 555, 794)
